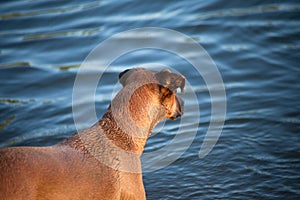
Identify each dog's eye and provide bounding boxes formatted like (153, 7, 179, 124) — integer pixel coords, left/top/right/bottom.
(164, 92, 172, 98)
(159, 86, 172, 98)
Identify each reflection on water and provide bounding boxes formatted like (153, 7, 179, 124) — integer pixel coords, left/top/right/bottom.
(194, 4, 300, 20)
(0, 1, 101, 19)
(23, 28, 101, 41)
(0, 61, 31, 68)
(53, 64, 81, 71)
(0, 0, 300, 199)
(0, 116, 14, 131)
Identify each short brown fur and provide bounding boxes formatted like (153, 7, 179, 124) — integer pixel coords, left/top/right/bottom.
(0, 68, 185, 200)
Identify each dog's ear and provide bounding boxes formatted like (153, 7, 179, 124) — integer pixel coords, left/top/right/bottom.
(119, 69, 131, 86)
(155, 69, 185, 94)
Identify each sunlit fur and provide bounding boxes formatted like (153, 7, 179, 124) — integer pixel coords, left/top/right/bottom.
(0, 68, 185, 200)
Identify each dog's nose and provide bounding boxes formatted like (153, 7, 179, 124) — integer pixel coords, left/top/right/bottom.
(175, 111, 182, 119)
(170, 111, 182, 120)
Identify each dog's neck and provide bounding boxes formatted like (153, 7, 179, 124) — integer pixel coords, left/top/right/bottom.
(63, 84, 164, 157)
(101, 84, 164, 154)
(99, 109, 146, 154)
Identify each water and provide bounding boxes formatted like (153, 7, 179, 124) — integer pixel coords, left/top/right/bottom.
(1, 0, 300, 199)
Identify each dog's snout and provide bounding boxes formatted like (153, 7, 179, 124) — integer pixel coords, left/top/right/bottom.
(170, 110, 182, 120)
(173, 111, 182, 120)
(171, 95, 184, 120)
(176, 95, 184, 113)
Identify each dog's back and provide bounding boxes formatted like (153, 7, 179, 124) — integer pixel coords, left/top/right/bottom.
(0, 145, 144, 199)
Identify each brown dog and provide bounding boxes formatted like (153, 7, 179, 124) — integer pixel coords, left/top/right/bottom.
(0, 68, 185, 200)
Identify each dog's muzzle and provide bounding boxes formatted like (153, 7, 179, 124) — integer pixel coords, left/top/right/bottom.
(171, 95, 184, 120)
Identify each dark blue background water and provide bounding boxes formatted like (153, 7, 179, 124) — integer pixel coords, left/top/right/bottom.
(1, 0, 300, 199)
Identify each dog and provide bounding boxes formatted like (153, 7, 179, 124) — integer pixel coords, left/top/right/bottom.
(0, 68, 185, 200)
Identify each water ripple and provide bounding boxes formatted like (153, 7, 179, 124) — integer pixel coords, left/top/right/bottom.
(22, 28, 101, 40)
(0, 1, 101, 20)
(0, 62, 31, 68)
(194, 4, 300, 20)
(0, 116, 15, 131)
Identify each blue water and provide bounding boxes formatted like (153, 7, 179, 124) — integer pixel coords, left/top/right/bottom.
(1, 0, 300, 199)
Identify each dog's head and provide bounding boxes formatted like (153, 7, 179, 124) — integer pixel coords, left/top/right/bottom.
(119, 68, 185, 121)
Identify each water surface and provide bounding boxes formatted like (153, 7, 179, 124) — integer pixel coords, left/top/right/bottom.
(1, 0, 300, 199)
